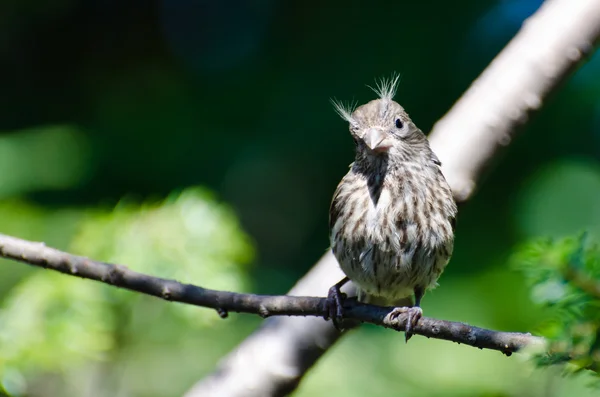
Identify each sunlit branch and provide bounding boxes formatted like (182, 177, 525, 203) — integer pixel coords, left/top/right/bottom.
(0, 233, 544, 354)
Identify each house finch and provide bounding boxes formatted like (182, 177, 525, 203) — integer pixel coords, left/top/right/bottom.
(328, 75, 457, 340)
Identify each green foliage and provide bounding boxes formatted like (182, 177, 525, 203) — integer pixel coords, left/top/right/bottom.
(0, 273, 114, 393)
(0, 188, 254, 396)
(71, 187, 255, 313)
(512, 234, 600, 379)
(0, 125, 90, 199)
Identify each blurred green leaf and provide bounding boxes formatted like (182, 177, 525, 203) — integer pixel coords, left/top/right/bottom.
(0, 125, 90, 198)
(73, 187, 253, 288)
(512, 234, 600, 380)
(515, 159, 600, 239)
(0, 187, 254, 395)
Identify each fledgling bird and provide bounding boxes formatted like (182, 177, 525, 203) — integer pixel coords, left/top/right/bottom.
(328, 75, 457, 340)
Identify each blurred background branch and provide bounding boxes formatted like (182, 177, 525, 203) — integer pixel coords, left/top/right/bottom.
(187, 0, 600, 396)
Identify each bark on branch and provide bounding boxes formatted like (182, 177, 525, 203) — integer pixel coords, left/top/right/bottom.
(0, 233, 543, 355)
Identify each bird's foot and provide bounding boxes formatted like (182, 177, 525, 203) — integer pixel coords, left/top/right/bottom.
(325, 282, 347, 330)
(389, 306, 423, 342)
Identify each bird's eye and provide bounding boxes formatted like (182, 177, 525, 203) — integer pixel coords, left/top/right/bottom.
(395, 119, 404, 129)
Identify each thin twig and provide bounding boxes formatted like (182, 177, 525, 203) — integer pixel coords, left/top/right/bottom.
(0, 233, 544, 354)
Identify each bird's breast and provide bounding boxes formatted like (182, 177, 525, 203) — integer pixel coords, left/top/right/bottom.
(366, 187, 392, 234)
(330, 168, 455, 300)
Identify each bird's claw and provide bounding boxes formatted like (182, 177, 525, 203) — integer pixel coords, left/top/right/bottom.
(325, 284, 346, 330)
(389, 306, 423, 342)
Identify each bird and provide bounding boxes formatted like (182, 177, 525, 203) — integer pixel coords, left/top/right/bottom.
(327, 75, 457, 340)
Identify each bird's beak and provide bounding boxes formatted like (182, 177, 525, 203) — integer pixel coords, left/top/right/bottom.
(363, 128, 392, 153)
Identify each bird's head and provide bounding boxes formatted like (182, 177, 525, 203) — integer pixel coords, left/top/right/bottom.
(332, 75, 428, 166)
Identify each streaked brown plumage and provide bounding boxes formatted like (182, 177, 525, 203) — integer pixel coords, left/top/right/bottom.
(328, 76, 457, 339)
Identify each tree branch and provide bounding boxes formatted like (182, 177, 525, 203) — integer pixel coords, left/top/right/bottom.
(0, 233, 544, 355)
(185, 0, 600, 396)
(428, 0, 600, 202)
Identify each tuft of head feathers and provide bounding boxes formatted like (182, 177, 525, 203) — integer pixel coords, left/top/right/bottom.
(330, 98, 358, 125)
(369, 73, 401, 101)
(331, 73, 401, 124)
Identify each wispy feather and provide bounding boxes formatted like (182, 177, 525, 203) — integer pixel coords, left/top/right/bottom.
(368, 73, 401, 101)
(330, 98, 358, 125)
